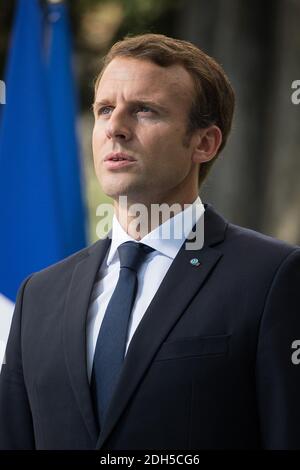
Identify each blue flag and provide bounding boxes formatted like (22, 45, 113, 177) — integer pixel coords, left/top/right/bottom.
(46, 1, 86, 256)
(0, 0, 86, 303)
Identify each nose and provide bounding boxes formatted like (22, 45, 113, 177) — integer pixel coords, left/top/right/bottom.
(105, 108, 132, 141)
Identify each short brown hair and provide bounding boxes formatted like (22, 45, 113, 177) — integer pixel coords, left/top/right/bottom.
(95, 33, 235, 188)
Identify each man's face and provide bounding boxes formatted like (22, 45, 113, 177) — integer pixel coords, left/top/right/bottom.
(92, 57, 200, 206)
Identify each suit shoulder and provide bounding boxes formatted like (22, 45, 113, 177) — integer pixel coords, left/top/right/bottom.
(204, 202, 299, 260)
(23, 238, 107, 291)
(226, 220, 299, 261)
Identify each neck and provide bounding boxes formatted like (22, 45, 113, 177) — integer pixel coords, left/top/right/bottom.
(113, 193, 199, 240)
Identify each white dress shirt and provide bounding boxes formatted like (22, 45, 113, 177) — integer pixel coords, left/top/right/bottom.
(86, 196, 205, 382)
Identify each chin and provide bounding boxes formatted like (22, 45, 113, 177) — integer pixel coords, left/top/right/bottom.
(101, 177, 143, 199)
(100, 183, 132, 200)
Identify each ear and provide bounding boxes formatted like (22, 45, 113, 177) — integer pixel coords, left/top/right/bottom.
(191, 125, 223, 164)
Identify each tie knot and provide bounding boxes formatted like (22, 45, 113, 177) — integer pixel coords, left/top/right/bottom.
(118, 241, 153, 272)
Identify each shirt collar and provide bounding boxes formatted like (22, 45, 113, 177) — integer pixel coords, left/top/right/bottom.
(106, 196, 204, 266)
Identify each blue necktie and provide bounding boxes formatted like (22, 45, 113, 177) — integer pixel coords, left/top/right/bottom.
(91, 241, 153, 426)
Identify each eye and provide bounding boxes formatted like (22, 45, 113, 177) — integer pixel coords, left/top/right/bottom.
(136, 105, 153, 114)
(97, 106, 113, 116)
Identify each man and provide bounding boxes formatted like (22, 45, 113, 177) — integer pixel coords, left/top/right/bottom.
(0, 33, 299, 450)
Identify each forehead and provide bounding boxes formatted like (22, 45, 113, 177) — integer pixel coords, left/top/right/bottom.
(96, 57, 195, 105)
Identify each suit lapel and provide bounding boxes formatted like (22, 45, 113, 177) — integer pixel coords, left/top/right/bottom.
(96, 203, 228, 449)
(63, 236, 111, 443)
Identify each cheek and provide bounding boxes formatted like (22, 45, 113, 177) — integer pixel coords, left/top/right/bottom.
(92, 126, 97, 151)
(147, 128, 186, 162)
(92, 122, 104, 144)
(92, 129, 104, 166)
(140, 125, 177, 154)
(92, 128, 102, 170)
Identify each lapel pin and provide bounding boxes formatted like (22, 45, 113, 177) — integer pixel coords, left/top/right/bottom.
(190, 258, 201, 267)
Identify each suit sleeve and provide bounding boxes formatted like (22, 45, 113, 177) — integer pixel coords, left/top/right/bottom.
(256, 247, 300, 449)
(0, 276, 35, 449)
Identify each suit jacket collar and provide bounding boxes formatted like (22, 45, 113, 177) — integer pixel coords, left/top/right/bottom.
(63, 202, 228, 447)
(63, 235, 111, 443)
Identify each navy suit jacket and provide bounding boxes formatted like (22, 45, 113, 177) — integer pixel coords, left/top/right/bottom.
(0, 203, 300, 449)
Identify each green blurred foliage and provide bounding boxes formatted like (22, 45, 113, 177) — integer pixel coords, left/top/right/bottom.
(75, 0, 180, 23)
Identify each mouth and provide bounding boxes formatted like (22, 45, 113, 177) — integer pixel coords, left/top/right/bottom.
(104, 152, 136, 162)
(104, 152, 137, 170)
